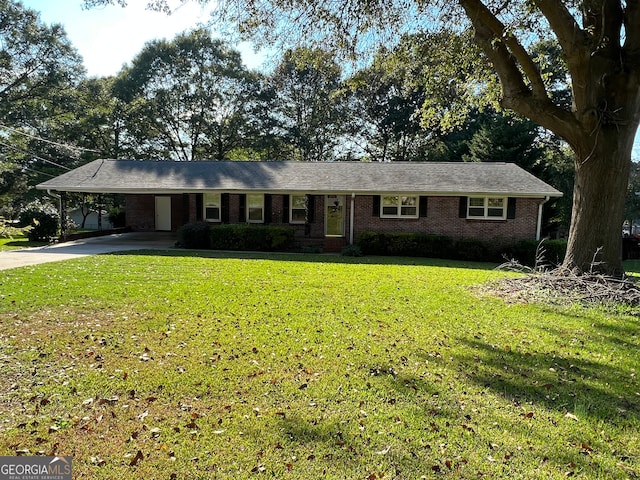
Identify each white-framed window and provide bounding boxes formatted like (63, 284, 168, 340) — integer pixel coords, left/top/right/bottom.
(204, 193, 221, 222)
(467, 196, 507, 220)
(380, 195, 419, 218)
(247, 194, 264, 223)
(290, 194, 307, 224)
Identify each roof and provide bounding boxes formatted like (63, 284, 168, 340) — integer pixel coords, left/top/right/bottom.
(37, 159, 562, 197)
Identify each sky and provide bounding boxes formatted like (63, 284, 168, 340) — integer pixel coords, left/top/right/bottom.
(21, 0, 267, 77)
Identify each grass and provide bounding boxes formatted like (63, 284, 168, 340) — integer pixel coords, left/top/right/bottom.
(0, 234, 47, 250)
(0, 251, 638, 479)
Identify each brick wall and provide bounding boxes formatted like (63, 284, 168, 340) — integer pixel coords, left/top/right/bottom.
(125, 195, 155, 231)
(126, 194, 191, 232)
(353, 195, 540, 241)
(126, 193, 541, 241)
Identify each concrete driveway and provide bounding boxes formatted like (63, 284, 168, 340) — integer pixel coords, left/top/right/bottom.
(0, 232, 178, 271)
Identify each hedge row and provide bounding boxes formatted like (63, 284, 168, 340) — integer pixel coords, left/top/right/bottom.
(177, 222, 295, 252)
(356, 231, 567, 266)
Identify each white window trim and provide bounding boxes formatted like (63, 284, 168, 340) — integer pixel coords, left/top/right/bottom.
(203, 192, 221, 223)
(380, 195, 419, 219)
(467, 196, 507, 220)
(290, 194, 307, 224)
(246, 193, 264, 223)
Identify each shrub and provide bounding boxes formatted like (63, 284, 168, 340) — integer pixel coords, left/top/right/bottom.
(355, 231, 388, 255)
(177, 222, 211, 249)
(209, 225, 295, 251)
(1, 217, 29, 239)
(356, 230, 563, 265)
(453, 238, 488, 261)
(356, 231, 454, 258)
(18, 209, 59, 242)
(108, 206, 126, 228)
(539, 239, 567, 266)
(341, 244, 362, 257)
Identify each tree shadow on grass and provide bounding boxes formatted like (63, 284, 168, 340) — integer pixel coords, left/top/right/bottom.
(450, 337, 639, 422)
(107, 248, 498, 271)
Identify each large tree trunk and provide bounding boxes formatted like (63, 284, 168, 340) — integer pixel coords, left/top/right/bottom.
(563, 128, 635, 276)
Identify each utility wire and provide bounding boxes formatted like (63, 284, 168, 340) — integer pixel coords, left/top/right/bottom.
(0, 123, 100, 154)
(23, 166, 56, 178)
(0, 139, 71, 170)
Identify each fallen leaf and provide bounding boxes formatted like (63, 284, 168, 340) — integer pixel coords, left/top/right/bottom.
(129, 450, 144, 467)
(565, 412, 579, 421)
(376, 446, 391, 455)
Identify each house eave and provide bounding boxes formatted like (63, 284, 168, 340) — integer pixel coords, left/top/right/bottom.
(37, 186, 562, 198)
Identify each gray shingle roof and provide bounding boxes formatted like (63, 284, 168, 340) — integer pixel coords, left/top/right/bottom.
(37, 159, 562, 197)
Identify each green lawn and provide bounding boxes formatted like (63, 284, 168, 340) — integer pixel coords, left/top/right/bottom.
(0, 234, 47, 250)
(0, 251, 638, 479)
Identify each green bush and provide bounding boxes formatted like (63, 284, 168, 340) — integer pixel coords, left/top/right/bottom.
(355, 231, 566, 265)
(177, 222, 211, 249)
(209, 225, 295, 251)
(341, 244, 362, 257)
(18, 209, 59, 242)
(357, 231, 454, 258)
(453, 238, 488, 261)
(108, 206, 126, 228)
(538, 239, 567, 266)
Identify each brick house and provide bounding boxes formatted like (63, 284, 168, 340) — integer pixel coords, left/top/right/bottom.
(37, 159, 562, 251)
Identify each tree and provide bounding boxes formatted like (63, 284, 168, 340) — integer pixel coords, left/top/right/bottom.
(1, 0, 86, 215)
(267, 47, 348, 162)
(346, 45, 429, 162)
(85, 0, 640, 275)
(113, 29, 259, 161)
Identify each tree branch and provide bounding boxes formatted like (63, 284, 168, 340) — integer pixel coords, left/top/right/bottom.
(533, 0, 588, 60)
(459, 0, 578, 144)
(459, 0, 548, 100)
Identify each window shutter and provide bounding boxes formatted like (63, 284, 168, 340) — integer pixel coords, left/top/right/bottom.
(419, 196, 428, 217)
(195, 193, 203, 221)
(372, 195, 380, 216)
(221, 193, 230, 223)
(306, 195, 315, 223)
(458, 197, 468, 218)
(239, 194, 246, 222)
(507, 197, 517, 219)
(282, 195, 290, 223)
(264, 194, 272, 224)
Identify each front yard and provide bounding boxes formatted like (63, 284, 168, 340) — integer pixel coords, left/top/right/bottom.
(0, 252, 638, 479)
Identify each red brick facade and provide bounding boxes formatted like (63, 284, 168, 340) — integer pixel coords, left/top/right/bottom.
(125, 193, 542, 248)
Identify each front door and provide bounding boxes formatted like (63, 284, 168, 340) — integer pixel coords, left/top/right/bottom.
(325, 195, 345, 237)
(155, 196, 172, 231)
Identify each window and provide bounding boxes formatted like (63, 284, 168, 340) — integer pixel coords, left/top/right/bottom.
(247, 194, 264, 223)
(290, 194, 307, 223)
(467, 196, 507, 219)
(204, 193, 221, 222)
(380, 195, 419, 218)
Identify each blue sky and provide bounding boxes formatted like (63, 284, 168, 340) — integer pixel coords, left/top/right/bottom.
(21, 0, 266, 77)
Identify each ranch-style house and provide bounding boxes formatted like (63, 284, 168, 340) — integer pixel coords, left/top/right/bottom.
(37, 159, 562, 252)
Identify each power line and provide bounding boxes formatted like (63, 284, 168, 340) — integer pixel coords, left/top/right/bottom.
(23, 166, 57, 178)
(0, 123, 100, 154)
(0, 139, 71, 170)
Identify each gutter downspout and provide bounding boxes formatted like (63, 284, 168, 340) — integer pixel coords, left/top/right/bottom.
(349, 193, 355, 245)
(536, 196, 550, 241)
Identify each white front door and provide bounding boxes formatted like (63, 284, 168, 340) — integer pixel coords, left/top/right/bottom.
(155, 196, 172, 231)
